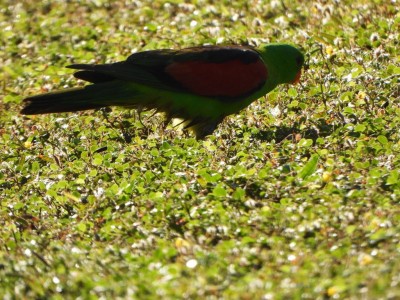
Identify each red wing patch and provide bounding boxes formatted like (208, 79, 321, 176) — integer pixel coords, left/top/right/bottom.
(165, 59, 268, 98)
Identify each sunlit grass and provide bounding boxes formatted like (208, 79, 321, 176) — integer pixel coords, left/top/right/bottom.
(1, 0, 399, 298)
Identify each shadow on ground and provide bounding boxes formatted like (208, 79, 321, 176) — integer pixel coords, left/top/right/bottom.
(251, 119, 338, 143)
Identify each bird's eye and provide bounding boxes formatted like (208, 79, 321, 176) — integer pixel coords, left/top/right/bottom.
(296, 56, 304, 67)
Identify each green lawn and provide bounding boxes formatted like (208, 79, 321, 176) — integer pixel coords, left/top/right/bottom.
(1, 0, 399, 299)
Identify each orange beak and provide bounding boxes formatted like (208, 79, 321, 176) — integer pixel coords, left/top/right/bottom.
(292, 69, 302, 84)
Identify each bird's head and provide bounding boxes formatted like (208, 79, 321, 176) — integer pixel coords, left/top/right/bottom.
(258, 43, 304, 85)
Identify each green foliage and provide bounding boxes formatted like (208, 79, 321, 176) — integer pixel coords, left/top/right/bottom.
(1, 0, 400, 299)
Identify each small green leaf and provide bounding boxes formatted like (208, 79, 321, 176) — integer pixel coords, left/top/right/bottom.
(298, 138, 313, 148)
(150, 148, 159, 156)
(232, 187, 245, 200)
(298, 154, 319, 180)
(288, 100, 299, 108)
(145, 23, 157, 32)
(288, 88, 298, 98)
(386, 170, 399, 185)
(75, 178, 85, 185)
(203, 140, 216, 151)
(343, 107, 355, 114)
(75, 223, 87, 232)
(213, 184, 227, 198)
(149, 191, 164, 200)
(354, 124, 366, 132)
(92, 154, 103, 166)
(377, 135, 388, 145)
(31, 161, 40, 172)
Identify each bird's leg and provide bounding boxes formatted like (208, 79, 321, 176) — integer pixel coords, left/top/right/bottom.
(192, 118, 224, 140)
(100, 107, 113, 123)
(162, 112, 174, 130)
(136, 106, 147, 128)
(145, 109, 158, 123)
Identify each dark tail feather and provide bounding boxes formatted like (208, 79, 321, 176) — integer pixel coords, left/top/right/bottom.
(20, 86, 109, 115)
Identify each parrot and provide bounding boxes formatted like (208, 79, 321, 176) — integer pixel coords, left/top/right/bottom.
(21, 43, 304, 139)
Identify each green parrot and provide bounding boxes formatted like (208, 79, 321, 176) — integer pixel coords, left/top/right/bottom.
(21, 43, 304, 139)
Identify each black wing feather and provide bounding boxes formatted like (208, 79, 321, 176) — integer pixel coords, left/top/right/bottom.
(67, 46, 261, 92)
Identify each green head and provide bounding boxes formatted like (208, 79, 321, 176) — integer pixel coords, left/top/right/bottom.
(258, 43, 304, 85)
